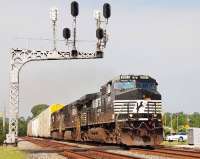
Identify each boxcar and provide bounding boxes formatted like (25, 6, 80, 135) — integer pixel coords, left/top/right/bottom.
(27, 104, 64, 138)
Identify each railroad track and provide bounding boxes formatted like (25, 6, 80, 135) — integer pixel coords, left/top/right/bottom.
(22, 137, 200, 159)
(63, 149, 140, 159)
(130, 147, 200, 159)
(22, 137, 140, 159)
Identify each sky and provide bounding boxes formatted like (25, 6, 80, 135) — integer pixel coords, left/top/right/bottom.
(0, 0, 200, 117)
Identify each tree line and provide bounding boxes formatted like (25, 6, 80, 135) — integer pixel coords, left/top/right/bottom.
(163, 112, 200, 135)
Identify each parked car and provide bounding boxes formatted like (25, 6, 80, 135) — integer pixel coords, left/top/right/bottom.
(166, 132, 187, 142)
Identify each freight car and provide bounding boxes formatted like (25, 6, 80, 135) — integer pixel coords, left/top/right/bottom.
(27, 104, 64, 138)
(51, 75, 163, 146)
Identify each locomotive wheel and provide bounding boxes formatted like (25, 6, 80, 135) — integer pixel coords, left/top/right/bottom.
(81, 132, 89, 141)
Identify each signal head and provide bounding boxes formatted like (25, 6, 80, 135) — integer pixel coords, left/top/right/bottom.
(71, 1, 79, 17)
(63, 28, 71, 39)
(50, 7, 58, 21)
(96, 28, 104, 40)
(103, 3, 111, 19)
(93, 10, 101, 20)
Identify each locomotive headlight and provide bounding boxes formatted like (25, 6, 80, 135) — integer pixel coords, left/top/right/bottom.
(129, 114, 133, 118)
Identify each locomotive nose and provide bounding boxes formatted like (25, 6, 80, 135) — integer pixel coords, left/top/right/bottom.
(115, 89, 161, 100)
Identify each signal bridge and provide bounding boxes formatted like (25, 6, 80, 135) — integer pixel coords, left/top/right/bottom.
(6, 1, 111, 145)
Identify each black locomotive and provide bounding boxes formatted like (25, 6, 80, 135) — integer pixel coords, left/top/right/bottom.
(51, 75, 163, 146)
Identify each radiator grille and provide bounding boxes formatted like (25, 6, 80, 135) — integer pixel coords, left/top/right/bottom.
(113, 100, 162, 114)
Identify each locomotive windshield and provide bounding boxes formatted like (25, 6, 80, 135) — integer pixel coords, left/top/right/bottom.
(114, 80, 157, 91)
(114, 81, 135, 90)
(136, 82, 156, 90)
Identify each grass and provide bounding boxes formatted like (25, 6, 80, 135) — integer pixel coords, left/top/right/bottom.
(0, 146, 26, 159)
(161, 140, 187, 146)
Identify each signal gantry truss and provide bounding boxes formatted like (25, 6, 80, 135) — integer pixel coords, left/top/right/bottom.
(8, 48, 103, 141)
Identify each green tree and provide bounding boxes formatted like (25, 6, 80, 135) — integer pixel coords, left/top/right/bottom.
(177, 112, 187, 126)
(189, 112, 200, 127)
(0, 117, 8, 144)
(163, 112, 185, 133)
(164, 127, 171, 136)
(0, 117, 4, 144)
(31, 104, 49, 118)
(18, 117, 27, 136)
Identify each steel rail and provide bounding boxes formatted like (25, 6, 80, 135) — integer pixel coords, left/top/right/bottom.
(23, 137, 141, 159)
(130, 147, 200, 159)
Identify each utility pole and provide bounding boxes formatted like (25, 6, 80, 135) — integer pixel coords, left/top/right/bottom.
(176, 113, 179, 133)
(3, 104, 6, 137)
(170, 113, 173, 134)
(187, 114, 190, 127)
(0, 112, 2, 120)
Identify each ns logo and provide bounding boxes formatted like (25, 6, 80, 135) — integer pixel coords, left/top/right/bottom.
(136, 101, 147, 113)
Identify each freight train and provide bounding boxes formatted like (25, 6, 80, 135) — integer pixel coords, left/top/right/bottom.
(27, 75, 163, 146)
